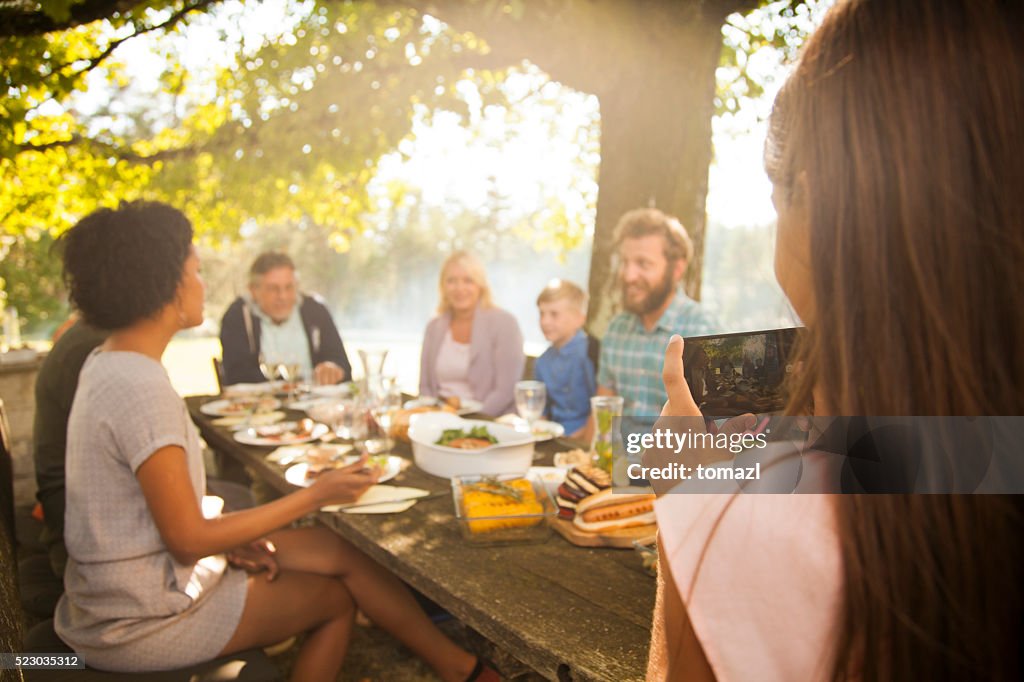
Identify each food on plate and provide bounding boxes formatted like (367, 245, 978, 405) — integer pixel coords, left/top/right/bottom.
(442, 395, 462, 410)
(257, 420, 314, 443)
(553, 449, 590, 469)
(220, 396, 277, 415)
(461, 477, 544, 533)
(304, 445, 341, 480)
(572, 489, 657, 533)
(435, 426, 498, 450)
(446, 437, 493, 450)
(390, 405, 456, 442)
(220, 401, 254, 415)
(555, 465, 611, 520)
(532, 425, 554, 439)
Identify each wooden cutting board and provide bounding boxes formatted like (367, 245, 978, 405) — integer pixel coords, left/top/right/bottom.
(549, 517, 657, 549)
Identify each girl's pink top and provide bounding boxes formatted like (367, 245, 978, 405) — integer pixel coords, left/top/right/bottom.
(655, 493, 843, 681)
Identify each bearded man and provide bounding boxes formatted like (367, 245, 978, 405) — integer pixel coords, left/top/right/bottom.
(596, 208, 718, 420)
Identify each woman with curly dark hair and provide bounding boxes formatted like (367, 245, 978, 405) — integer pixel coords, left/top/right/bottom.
(53, 202, 492, 681)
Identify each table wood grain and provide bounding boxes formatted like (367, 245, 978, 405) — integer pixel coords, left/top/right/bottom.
(186, 395, 654, 681)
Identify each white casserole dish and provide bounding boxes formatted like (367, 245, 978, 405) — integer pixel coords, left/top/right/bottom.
(407, 411, 535, 479)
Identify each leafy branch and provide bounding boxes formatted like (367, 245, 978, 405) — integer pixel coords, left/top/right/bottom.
(16, 133, 197, 163)
(54, 0, 223, 80)
(0, 0, 148, 37)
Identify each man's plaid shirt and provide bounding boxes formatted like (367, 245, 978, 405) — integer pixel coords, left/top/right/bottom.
(597, 292, 718, 421)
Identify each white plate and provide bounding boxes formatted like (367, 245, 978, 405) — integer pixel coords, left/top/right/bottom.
(285, 455, 402, 487)
(222, 381, 280, 396)
(266, 443, 354, 465)
(233, 421, 329, 446)
(287, 396, 334, 412)
(213, 411, 286, 429)
(404, 397, 483, 416)
(495, 415, 565, 442)
(310, 383, 355, 398)
(528, 419, 565, 442)
(456, 399, 484, 415)
(201, 397, 281, 417)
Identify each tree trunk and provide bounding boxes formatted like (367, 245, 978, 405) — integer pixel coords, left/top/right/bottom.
(585, 13, 734, 336)
(420, 0, 756, 337)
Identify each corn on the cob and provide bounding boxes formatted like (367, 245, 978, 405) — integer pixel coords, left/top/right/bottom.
(462, 479, 543, 533)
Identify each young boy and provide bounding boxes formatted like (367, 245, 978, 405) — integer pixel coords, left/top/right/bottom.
(534, 279, 598, 439)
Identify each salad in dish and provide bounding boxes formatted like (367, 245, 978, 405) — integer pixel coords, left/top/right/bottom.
(435, 426, 498, 450)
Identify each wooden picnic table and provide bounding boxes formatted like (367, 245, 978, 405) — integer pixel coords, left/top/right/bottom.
(185, 395, 655, 682)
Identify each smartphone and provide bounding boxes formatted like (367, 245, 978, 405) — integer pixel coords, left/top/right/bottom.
(682, 327, 802, 416)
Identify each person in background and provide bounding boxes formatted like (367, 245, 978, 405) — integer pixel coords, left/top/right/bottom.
(219, 252, 351, 386)
(533, 279, 597, 439)
(32, 316, 107, 577)
(650, 1, 1024, 679)
(55, 202, 495, 682)
(596, 208, 718, 422)
(419, 251, 524, 416)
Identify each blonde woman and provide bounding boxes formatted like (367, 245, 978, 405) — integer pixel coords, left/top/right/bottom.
(419, 251, 524, 416)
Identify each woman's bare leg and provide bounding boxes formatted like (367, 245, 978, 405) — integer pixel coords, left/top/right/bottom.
(219, 569, 354, 682)
(266, 526, 479, 682)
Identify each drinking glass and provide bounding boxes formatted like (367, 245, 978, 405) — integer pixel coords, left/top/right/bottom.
(276, 361, 303, 400)
(318, 398, 361, 441)
(358, 348, 388, 377)
(366, 379, 403, 455)
(515, 381, 547, 461)
(258, 353, 278, 382)
(358, 348, 389, 398)
(346, 404, 373, 455)
(590, 395, 624, 475)
(515, 380, 547, 428)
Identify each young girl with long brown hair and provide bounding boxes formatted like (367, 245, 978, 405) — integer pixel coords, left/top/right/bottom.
(652, 0, 1024, 679)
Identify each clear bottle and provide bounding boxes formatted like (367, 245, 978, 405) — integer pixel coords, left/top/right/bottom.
(589, 395, 624, 475)
(358, 348, 389, 401)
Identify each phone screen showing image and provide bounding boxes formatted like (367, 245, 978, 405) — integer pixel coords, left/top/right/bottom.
(682, 327, 802, 417)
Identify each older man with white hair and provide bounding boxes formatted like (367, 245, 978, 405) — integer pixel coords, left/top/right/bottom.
(219, 252, 351, 385)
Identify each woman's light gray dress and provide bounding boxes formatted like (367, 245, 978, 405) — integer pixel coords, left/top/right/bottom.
(54, 351, 248, 672)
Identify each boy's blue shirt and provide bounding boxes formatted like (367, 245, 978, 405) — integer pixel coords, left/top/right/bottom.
(534, 330, 596, 434)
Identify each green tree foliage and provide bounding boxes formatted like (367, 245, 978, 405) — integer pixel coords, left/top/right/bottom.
(2, 0, 499, 238)
(0, 231, 66, 334)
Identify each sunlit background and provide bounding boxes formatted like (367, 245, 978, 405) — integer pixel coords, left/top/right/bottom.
(4, 0, 834, 395)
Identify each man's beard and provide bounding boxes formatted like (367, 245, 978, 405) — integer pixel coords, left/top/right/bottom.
(622, 266, 675, 316)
